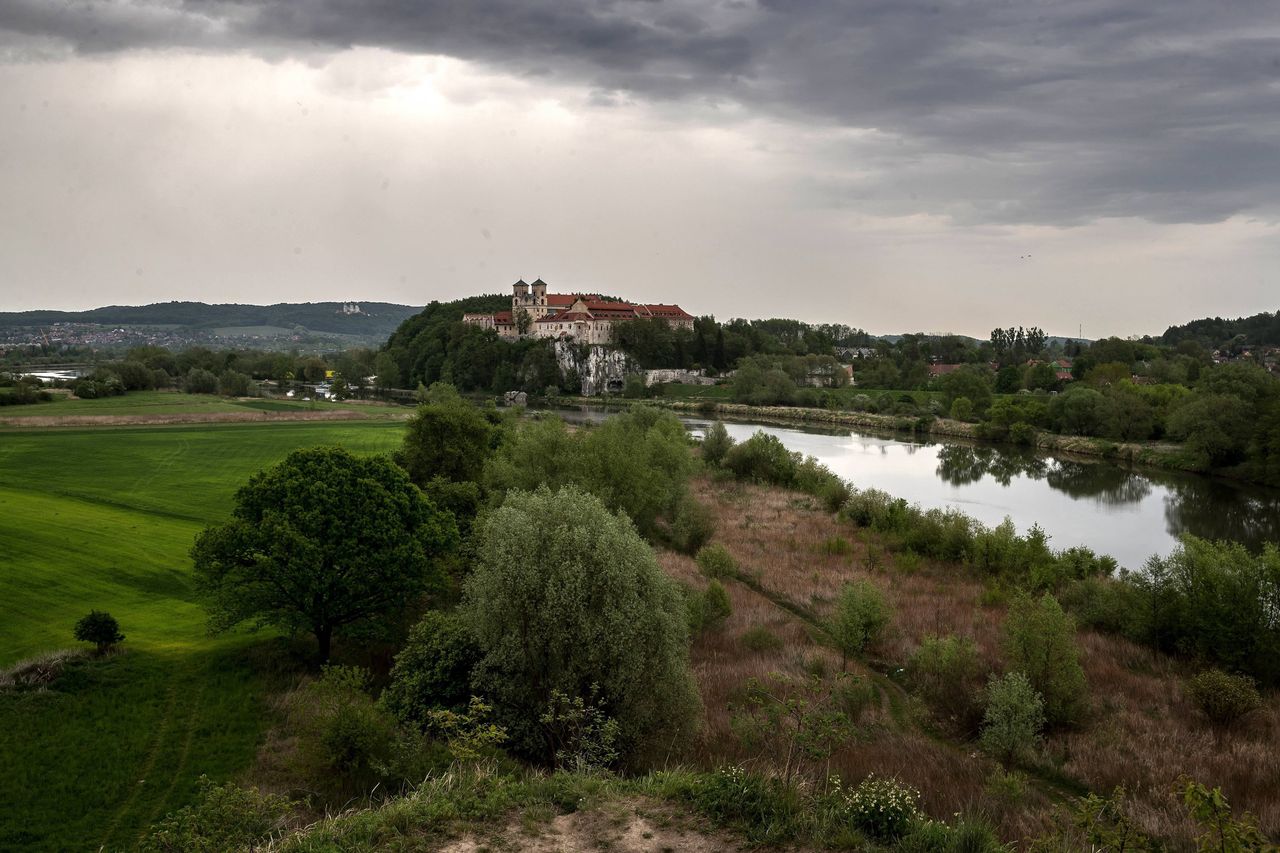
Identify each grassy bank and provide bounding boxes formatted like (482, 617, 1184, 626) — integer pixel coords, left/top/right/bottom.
(0, 419, 407, 851)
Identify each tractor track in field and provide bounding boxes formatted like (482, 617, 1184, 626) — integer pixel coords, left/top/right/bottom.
(97, 675, 184, 851)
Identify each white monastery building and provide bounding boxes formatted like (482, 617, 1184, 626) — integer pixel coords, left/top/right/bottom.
(462, 279, 694, 345)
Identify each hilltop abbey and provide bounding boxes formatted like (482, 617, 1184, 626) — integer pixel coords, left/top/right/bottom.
(462, 278, 694, 345)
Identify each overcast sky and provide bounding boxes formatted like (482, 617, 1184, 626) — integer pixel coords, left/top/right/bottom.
(1, 1, 1278, 337)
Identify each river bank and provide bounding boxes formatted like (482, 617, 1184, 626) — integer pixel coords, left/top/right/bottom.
(650, 399, 1212, 474)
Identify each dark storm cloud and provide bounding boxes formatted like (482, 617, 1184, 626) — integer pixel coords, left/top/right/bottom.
(4, 0, 1279, 225)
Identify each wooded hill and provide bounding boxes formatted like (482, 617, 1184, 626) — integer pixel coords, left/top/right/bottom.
(0, 301, 422, 337)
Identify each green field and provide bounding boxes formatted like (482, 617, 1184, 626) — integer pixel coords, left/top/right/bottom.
(0, 390, 400, 420)
(0, 419, 407, 851)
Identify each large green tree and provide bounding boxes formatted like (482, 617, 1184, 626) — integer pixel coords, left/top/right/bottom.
(462, 485, 700, 765)
(191, 447, 458, 661)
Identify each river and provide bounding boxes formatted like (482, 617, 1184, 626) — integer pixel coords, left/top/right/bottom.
(547, 405, 1280, 570)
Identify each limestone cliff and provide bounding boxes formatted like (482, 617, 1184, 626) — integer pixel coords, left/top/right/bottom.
(553, 341, 637, 396)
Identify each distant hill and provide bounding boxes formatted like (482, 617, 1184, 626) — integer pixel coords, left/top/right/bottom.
(1161, 310, 1280, 348)
(0, 301, 422, 338)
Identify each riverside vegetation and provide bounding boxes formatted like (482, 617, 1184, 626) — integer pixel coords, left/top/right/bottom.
(2, 394, 1277, 851)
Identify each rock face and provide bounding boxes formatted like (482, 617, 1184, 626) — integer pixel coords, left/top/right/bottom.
(553, 341, 636, 396)
(503, 390, 528, 407)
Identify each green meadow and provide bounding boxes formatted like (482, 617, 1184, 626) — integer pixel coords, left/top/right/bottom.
(0, 419, 406, 851)
(0, 390, 403, 419)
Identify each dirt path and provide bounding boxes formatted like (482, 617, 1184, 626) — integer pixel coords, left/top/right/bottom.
(0, 410, 409, 428)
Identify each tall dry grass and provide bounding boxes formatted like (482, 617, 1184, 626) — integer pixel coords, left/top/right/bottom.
(663, 475, 1280, 846)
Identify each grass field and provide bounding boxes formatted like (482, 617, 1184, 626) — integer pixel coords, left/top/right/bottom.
(0, 419, 407, 851)
(0, 389, 398, 420)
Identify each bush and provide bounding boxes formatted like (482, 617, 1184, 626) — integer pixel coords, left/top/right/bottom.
(723, 431, 798, 485)
(980, 671, 1045, 767)
(218, 370, 251, 397)
(695, 543, 738, 578)
(906, 635, 986, 734)
(184, 368, 219, 395)
(668, 495, 716, 555)
(837, 773, 922, 841)
(463, 485, 700, 765)
(740, 626, 784, 653)
(684, 765, 802, 845)
(284, 666, 397, 797)
(381, 611, 483, 729)
(828, 580, 891, 668)
(139, 776, 292, 853)
(1003, 592, 1086, 727)
(701, 420, 734, 466)
(1008, 421, 1038, 446)
(1133, 536, 1280, 686)
(950, 396, 975, 421)
(1186, 669, 1262, 730)
(73, 610, 124, 654)
(688, 580, 732, 634)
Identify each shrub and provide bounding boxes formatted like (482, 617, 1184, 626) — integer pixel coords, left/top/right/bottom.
(1134, 536, 1280, 686)
(381, 611, 482, 729)
(723, 431, 798, 485)
(139, 776, 293, 853)
(539, 687, 619, 772)
(1003, 592, 1086, 727)
(184, 368, 219, 395)
(829, 580, 891, 668)
(688, 580, 732, 634)
(950, 396, 975, 421)
(980, 671, 1045, 768)
(741, 626, 784, 653)
(284, 666, 397, 797)
(696, 543, 738, 578)
(463, 485, 700, 765)
(1008, 421, 1037, 446)
(1180, 778, 1270, 853)
(897, 820, 955, 852)
(668, 495, 716, 555)
(73, 610, 124, 655)
(906, 635, 986, 734)
(701, 421, 734, 466)
(684, 765, 802, 845)
(836, 773, 922, 841)
(822, 536, 852, 556)
(1185, 669, 1262, 731)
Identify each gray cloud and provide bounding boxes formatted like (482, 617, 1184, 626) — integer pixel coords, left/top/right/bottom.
(2, 0, 1279, 226)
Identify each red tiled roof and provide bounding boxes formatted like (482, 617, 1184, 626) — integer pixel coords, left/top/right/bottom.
(643, 303, 693, 319)
(493, 311, 513, 324)
(547, 294, 576, 307)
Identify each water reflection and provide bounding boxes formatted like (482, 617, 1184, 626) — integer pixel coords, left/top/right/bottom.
(935, 445, 1153, 506)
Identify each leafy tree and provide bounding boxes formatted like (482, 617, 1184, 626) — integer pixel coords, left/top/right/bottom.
(218, 370, 251, 397)
(828, 580, 891, 669)
(980, 671, 1045, 768)
(1002, 592, 1086, 727)
(701, 421, 734, 467)
(949, 396, 974, 421)
(939, 366, 994, 414)
(462, 485, 700, 764)
(74, 610, 124, 654)
(723, 431, 799, 485)
(191, 447, 458, 661)
(381, 611, 482, 728)
(184, 368, 219, 395)
(906, 634, 986, 734)
(373, 351, 401, 392)
(483, 408, 696, 542)
(1167, 394, 1254, 466)
(688, 579, 732, 634)
(398, 390, 500, 487)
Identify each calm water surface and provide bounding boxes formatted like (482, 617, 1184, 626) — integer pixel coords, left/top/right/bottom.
(549, 406, 1280, 570)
